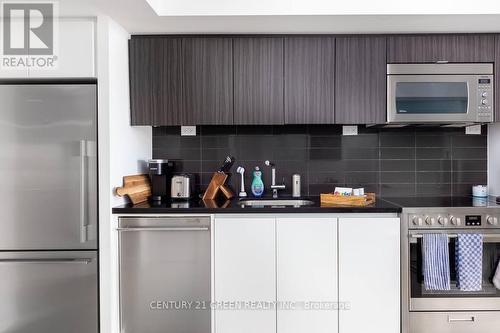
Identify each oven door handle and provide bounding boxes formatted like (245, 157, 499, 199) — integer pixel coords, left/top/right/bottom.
(411, 234, 500, 239)
(448, 315, 475, 323)
(410, 233, 500, 244)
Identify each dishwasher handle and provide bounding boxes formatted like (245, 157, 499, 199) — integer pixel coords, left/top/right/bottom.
(117, 227, 209, 232)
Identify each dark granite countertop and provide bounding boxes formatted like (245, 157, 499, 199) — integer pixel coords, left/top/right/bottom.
(112, 196, 402, 214)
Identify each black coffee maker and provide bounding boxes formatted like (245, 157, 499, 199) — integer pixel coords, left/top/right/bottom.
(148, 159, 174, 201)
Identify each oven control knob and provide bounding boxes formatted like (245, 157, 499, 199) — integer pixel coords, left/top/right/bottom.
(487, 216, 498, 225)
(450, 216, 461, 226)
(438, 216, 449, 225)
(481, 99, 489, 105)
(412, 216, 423, 226)
(425, 216, 436, 225)
(482, 92, 488, 98)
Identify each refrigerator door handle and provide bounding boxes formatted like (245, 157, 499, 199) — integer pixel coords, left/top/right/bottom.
(0, 258, 93, 264)
(80, 140, 88, 243)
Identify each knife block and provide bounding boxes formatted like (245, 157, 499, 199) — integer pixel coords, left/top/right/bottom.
(202, 172, 234, 200)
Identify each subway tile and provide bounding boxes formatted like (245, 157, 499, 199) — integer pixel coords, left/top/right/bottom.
(452, 184, 474, 196)
(452, 160, 487, 172)
(152, 148, 201, 161)
(341, 148, 379, 160)
(416, 172, 452, 184)
(451, 135, 487, 148)
(340, 134, 379, 149)
(344, 160, 379, 172)
(380, 184, 416, 197)
(416, 183, 452, 196)
(345, 172, 379, 184)
(273, 148, 309, 161)
(310, 136, 341, 148)
(307, 160, 343, 173)
(309, 172, 344, 184)
(416, 147, 451, 159)
(452, 147, 487, 160)
(381, 160, 415, 172)
(309, 148, 342, 160)
(201, 136, 232, 149)
(416, 160, 452, 171)
(416, 135, 451, 148)
(380, 147, 415, 160)
(452, 172, 487, 184)
(379, 135, 415, 147)
(381, 172, 415, 184)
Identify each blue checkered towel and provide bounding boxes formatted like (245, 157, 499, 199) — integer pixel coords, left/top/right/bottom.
(423, 234, 451, 291)
(455, 234, 483, 291)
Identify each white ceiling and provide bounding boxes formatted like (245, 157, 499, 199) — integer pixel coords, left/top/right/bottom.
(61, 0, 500, 34)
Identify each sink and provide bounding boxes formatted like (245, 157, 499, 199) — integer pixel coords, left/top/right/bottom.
(239, 199, 315, 208)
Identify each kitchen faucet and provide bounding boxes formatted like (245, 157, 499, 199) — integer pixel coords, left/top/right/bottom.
(265, 160, 285, 199)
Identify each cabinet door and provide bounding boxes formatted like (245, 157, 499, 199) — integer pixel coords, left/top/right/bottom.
(214, 216, 276, 333)
(284, 37, 335, 124)
(129, 37, 159, 125)
(129, 37, 183, 126)
(338, 217, 400, 333)
(183, 37, 233, 125)
(335, 37, 387, 124)
(277, 217, 338, 333)
(234, 37, 284, 124)
(388, 34, 495, 63)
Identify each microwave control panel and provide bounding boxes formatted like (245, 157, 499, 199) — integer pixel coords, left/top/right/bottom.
(477, 76, 493, 121)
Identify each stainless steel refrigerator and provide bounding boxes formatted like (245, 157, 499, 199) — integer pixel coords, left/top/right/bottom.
(0, 82, 98, 333)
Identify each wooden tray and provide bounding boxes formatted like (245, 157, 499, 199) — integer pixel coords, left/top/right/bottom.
(320, 193, 376, 207)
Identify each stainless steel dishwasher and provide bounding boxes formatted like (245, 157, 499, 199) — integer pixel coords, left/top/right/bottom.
(118, 216, 211, 333)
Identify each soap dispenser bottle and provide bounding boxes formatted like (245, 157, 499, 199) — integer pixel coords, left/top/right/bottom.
(251, 166, 264, 197)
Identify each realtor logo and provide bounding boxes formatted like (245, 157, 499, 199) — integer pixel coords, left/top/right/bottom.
(1, 1, 58, 69)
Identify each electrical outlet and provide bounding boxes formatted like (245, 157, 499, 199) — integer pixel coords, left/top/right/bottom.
(181, 126, 196, 136)
(465, 125, 481, 135)
(342, 125, 358, 136)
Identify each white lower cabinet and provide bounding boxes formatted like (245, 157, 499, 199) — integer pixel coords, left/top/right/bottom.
(338, 217, 400, 333)
(277, 217, 338, 333)
(214, 216, 276, 333)
(214, 215, 400, 333)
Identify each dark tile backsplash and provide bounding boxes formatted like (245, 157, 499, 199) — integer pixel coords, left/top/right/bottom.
(152, 125, 488, 197)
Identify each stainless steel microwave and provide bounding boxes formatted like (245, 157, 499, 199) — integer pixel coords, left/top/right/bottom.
(387, 63, 494, 123)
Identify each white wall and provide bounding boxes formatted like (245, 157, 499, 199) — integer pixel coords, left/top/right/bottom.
(146, 0, 500, 16)
(97, 15, 152, 333)
(488, 123, 500, 196)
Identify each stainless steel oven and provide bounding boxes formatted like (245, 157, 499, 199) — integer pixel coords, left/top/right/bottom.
(402, 207, 500, 333)
(387, 63, 494, 124)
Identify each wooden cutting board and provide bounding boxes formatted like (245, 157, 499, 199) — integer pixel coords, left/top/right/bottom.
(115, 174, 151, 204)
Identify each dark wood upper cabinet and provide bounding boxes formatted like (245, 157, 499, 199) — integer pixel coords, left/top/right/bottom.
(284, 37, 335, 124)
(155, 38, 184, 126)
(388, 34, 495, 63)
(182, 38, 233, 125)
(335, 37, 387, 124)
(233, 37, 284, 125)
(129, 37, 183, 126)
(129, 37, 159, 125)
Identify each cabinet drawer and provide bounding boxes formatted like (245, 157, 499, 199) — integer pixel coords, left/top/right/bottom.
(410, 312, 500, 333)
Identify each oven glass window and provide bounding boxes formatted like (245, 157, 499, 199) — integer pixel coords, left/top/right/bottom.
(396, 82, 468, 114)
(410, 235, 500, 298)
